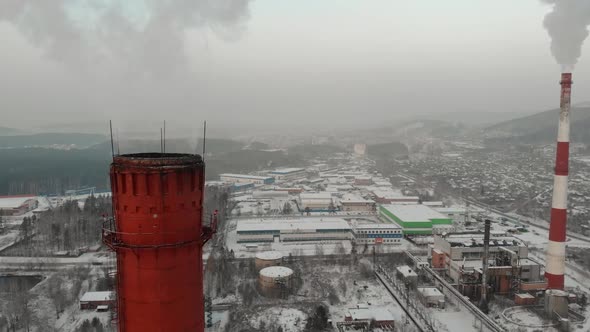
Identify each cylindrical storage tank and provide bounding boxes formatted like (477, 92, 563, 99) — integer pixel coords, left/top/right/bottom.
(109, 153, 205, 332)
(545, 289, 569, 319)
(255, 251, 283, 271)
(258, 266, 293, 298)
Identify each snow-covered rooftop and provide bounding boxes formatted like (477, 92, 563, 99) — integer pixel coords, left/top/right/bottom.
(237, 218, 351, 232)
(347, 307, 395, 322)
(220, 173, 272, 180)
(355, 223, 400, 230)
(80, 291, 113, 302)
(417, 287, 444, 298)
(370, 189, 403, 197)
(0, 195, 36, 208)
(270, 168, 305, 174)
(255, 251, 283, 261)
(259, 266, 293, 278)
(340, 194, 374, 204)
(443, 234, 524, 247)
(382, 204, 449, 222)
(300, 192, 333, 200)
(422, 201, 444, 207)
(396, 265, 418, 278)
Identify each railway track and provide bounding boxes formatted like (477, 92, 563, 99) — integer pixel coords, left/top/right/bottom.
(423, 266, 505, 332)
(374, 266, 432, 332)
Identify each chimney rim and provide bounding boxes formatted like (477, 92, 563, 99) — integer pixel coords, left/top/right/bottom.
(113, 152, 203, 167)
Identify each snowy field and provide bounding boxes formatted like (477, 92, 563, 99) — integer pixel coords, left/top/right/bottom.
(208, 253, 408, 331)
(250, 307, 307, 332)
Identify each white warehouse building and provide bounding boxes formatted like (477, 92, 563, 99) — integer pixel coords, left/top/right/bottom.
(236, 218, 351, 243)
(299, 193, 334, 211)
(270, 168, 306, 180)
(353, 223, 403, 245)
(220, 173, 275, 185)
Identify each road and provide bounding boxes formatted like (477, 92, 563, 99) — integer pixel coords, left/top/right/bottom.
(0, 252, 113, 272)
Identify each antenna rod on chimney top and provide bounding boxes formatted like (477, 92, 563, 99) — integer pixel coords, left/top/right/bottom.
(116, 129, 120, 155)
(202, 121, 207, 161)
(163, 120, 166, 154)
(109, 120, 115, 160)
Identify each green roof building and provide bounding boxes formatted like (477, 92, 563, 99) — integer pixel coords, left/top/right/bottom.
(379, 204, 453, 235)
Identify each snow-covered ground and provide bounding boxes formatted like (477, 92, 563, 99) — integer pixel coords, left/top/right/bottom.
(250, 307, 307, 332)
(0, 230, 20, 252)
(431, 304, 481, 332)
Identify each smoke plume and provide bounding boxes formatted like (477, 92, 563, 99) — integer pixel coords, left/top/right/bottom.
(542, 0, 590, 69)
(0, 0, 251, 76)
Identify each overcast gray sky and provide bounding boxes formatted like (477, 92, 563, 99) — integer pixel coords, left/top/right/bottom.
(1, 0, 589, 132)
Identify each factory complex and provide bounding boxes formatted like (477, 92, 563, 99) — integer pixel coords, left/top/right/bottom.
(379, 204, 453, 235)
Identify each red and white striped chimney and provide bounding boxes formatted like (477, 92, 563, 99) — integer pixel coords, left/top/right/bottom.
(545, 73, 572, 290)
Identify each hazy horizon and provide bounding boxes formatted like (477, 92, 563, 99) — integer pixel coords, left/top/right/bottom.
(1, 0, 589, 131)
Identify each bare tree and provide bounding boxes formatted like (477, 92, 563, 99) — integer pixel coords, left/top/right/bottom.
(338, 277, 347, 297)
(2, 284, 33, 332)
(282, 202, 293, 215)
(314, 244, 324, 256)
(47, 274, 66, 319)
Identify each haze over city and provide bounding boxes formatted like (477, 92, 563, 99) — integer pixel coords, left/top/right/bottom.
(1, 1, 590, 332)
(1, 0, 590, 131)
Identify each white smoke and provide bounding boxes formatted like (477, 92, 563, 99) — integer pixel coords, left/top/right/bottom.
(0, 0, 251, 76)
(542, 0, 590, 70)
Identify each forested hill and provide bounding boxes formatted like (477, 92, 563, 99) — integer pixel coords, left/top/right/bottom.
(0, 127, 24, 136)
(0, 146, 112, 195)
(484, 106, 590, 144)
(0, 133, 107, 148)
(0, 138, 308, 195)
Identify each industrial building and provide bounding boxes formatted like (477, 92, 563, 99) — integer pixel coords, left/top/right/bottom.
(252, 190, 290, 199)
(299, 192, 334, 211)
(269, 168, 306, 180)
(514, 293, 536, 305)
(344, 306, 395, 329)
(0, 195, 38, 216)
(339, 195, 376, 212)
(371, 190, 419, 204)
(236, 218, 351, 243)
(422, 201, 445, 208)
(417, 287, 445, 307)
(354, 176, 372, 186)
(432, 234, 529, 262)
(379, 204, 453, 235)
(431, 233, 545, 299)
(396, 265, 418, 286)
(353, 223, 402, 245)
(79, 291, 115, 310)
(219, 173, 275, 185)
(230, 182, 255, 193)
